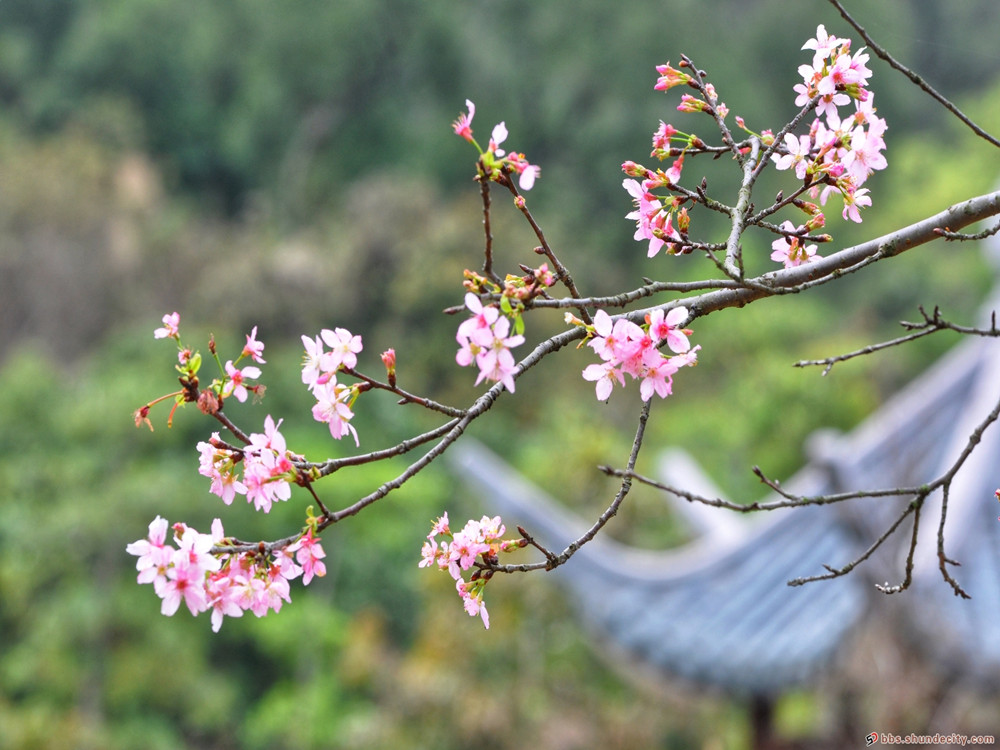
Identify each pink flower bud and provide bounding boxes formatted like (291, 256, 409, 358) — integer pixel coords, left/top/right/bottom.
(381, 349, 396, 387)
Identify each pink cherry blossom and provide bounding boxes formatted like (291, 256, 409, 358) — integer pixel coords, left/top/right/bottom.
(489, 121, 508, 155)
(507, 152, 540, 190)
(843, 125, 887, 185)
(153, 312, 180, 340)
(126, 516, 174, 592)
(771, 221, 821, 268)
(452, 99, 475, 142)
(647, 307, 691, 353)
(841, 186, 872, 223)
(311, 381, 360, 446)
(802, 24, 847, 67)
(624, 178, 679, 258)
(429, 512, 450, 538)
(160, 562, 209, 617)
(583, 360, 624, 401)
(272, 545, 304, 582)
(771, 133, 813, 180)
(456, 294, 500, 346)
(651, 121, 677, 152)
(223, 360, 261, 403)
(419, 539, 446, 569)
(320, 327, 363, 371)
(457, 579, 489, 629)
(293, 529, 327, 585)
(639, 357, 678, 401)
(172, 523, 222, 578)
(301, 334, 326, 388)
(472, 316, 523, 393)
(206, 574, 244, 632)
(582, 309, 698, 401)
(242, 326, 266, 364)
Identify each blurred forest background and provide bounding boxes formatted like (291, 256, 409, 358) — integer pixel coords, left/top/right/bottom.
(2, 1, 1000, 748)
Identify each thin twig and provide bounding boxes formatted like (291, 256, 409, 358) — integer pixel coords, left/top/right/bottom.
(936, 220, 1000, 242)
(935, 484, 970, 599)
(796, 305, 1000, 374)
(788, 501, 917, 586)
(875, 498, 923, 594)
(795, 325, 940, 375)
(488, 399, 653, 574)
(480, 178, 502, 285)
(503, 174, 592, 325)
(340, 366, 466, 417)
(826, 0, 1000, 149)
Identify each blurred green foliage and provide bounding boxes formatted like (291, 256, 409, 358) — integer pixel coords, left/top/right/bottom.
(2, 0, 1000, 747)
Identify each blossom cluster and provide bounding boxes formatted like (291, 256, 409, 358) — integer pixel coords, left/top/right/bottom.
(453, 99, 540, 191)
(455, 293, 525, 393)
(419, 512, 525, 629)
(126, 516, 325, 632)
(581, 308, 698, 402)
(620, 26, 886, 270)
(197, 415, 298, 513)
(302, 327, 364, 445)
(771, 24, 887, 230)
(623, 175, 686, 258)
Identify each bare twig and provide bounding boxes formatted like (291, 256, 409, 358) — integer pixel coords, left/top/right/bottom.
(479, 177, 502, 285)
(826, 0, 1000, 150)
(935, 484, 970, 599)
(796, 305, 1000, 374)
(503, 174, 592, 325)
(340, 366, 466, 418)
(936, 220, 1000, 242)
(487, 399, 653, 575)
(875, 498, 922, 594)
(789, 501, 917, 586)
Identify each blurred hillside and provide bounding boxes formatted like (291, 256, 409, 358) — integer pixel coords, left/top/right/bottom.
(2, 1, 1000, 748)
(2, 0, 1000, 362)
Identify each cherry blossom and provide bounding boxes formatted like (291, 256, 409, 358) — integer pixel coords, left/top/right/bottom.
(453, 99, 541, 190)
(623, 178, 678, 258)
(582, 308, 698, 401)
(841, 186, 872, 223)
(125, 516, 173, 593)
(301, 334, 326, 388)
(320, 327, 363, 371)
(129, 516, 327, 632)
(311, 380, 360, 445)
(420, 513, 523, 629)
(771, 221, 821, 268)
(452, 99, 475, 142)
(153, 312, 180, 340)
(292, 529, 327, 585)
(647, 307, 691, 353)
(242, 326, 266, 364)
(223, 360, 261, 403)
(455, 296, 524, 393)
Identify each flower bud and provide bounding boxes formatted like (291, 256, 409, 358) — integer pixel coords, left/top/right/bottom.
(381, 349, 397, 387)
(621, 160, 648, 178)
(677, 94, 707, 113)
(677, 207, 691, 233)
